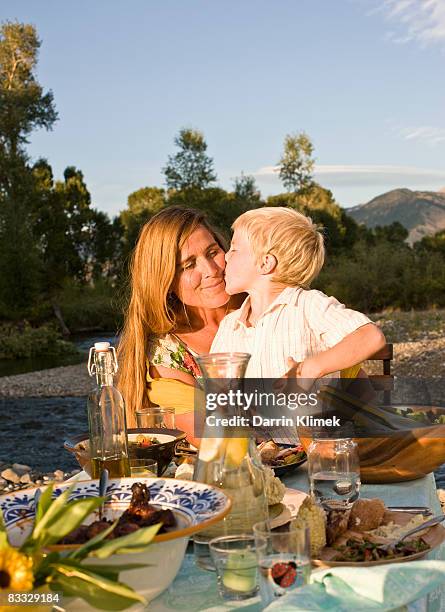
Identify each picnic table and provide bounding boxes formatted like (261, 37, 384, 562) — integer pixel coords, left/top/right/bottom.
(150, 465, 445, 612)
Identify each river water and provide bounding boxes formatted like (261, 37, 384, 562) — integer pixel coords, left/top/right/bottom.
(0, 332, 115, 473)
(0, 396, 87, 473)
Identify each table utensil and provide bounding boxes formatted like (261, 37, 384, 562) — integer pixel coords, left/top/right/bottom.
(260, 443, 307, 476)
(33, 488, 42, 511)
(382, 513, 445, 550)
(387, 506, 432, 515)
(98, 468, 108, 519)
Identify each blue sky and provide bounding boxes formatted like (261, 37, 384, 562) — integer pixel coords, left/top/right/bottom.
(2, 0, 445, 217)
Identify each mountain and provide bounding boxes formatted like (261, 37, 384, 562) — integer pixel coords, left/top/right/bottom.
(348, 188, 445, 244)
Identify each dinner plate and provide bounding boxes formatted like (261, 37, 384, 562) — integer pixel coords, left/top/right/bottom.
(313, 510, 445, 568)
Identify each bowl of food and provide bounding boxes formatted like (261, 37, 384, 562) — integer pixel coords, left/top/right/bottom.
(1, 477, 232, 606)
(64, 428, 188, 477)
(297, 387, 445, 483)
(257, 440, 307, 476)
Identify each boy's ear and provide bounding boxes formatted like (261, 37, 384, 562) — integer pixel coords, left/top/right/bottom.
(260, 253, 278, 275)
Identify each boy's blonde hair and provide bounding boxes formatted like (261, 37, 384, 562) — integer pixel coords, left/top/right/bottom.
(232, 207, 325, 288)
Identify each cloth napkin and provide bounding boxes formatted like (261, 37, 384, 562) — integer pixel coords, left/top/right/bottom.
(264, 560, 445, 611)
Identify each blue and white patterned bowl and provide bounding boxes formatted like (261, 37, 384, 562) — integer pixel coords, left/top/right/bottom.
(1, 476, 231, 543)
(1, 477, 232, 605)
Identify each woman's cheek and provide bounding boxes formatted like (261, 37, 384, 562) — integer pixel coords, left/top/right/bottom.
(216, 252, 226, 269)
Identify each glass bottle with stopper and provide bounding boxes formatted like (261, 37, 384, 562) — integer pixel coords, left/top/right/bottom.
(87, 341, 130, 478)
(193, 352, 269, 571)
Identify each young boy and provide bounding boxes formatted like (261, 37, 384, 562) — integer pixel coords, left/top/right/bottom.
(211, 207, 385, 380)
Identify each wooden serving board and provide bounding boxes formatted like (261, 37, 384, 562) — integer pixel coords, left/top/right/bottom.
(314, 510, 445, 568)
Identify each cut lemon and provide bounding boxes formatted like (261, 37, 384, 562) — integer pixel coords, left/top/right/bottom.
(224, 438, 249, 468)
(198, 436, 226, 462)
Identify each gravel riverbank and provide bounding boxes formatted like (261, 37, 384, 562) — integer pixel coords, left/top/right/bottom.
(0, 362, 92, 397)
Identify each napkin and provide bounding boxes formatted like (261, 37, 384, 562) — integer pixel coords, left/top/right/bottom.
(264, 560, 445, 611)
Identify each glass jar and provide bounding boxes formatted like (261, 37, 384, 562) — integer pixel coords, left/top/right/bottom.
(307, 436, 360, 510)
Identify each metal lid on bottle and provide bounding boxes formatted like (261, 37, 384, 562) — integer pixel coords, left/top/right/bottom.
(94, 342, 110, 352)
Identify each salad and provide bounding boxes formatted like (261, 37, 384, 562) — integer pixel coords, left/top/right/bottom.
(333, 537, 429, 562)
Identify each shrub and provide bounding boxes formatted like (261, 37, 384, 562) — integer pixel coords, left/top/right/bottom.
(0, 323, 80, 360)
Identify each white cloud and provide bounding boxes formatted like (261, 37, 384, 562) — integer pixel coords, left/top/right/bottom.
(396, 125, 445, 146)
(254, 163, 445, 188)
(371, 0, 445, 47)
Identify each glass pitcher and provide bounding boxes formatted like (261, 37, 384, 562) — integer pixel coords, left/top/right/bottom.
(193, 352, 269, 570)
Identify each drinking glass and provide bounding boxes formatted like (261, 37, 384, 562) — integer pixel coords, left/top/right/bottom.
(307, 437, 360, 510)
(136, 407, 175, 429)
(209, 535, 258, 601)
(253, 521, 310, 607)
(129, 458, 157, 477)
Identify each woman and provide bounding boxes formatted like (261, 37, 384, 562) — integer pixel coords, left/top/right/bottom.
(118, 207, 242, 440)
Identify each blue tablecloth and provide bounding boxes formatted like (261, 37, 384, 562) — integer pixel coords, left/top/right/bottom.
(151, 468, 444, 612)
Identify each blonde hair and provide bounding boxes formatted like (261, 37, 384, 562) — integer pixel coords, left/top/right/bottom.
(232, 207, 325, 287)
(117, 207, 226, 427)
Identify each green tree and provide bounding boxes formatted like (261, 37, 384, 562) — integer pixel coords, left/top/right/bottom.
(167, 187, 236, 240)
(233, 172, 259, 201)
(0, 21, 57, 314)
(32, 162, 121, 332)
(373, 222, 409, 244)
(120, 186, 165, 233)
(232, 172, 261, 213)
(0, 21, 57, 161)
(266, 184, 355, 252)
(415, 229, 445, 257)
(163, 128, 217, 190)
(278, 132, 314, 193)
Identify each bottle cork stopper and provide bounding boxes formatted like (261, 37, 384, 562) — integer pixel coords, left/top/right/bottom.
(94, 342, 111, 352)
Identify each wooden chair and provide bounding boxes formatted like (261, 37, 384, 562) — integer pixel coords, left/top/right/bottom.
(367, 343, 394, 405)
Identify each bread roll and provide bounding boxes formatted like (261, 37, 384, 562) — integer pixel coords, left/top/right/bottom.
(348, 498, 385, 532)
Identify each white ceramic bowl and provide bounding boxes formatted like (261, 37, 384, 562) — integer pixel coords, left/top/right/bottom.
(1, 477, 232, 607)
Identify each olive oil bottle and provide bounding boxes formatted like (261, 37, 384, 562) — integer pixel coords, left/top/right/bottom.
(87, 342, 130, 478)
